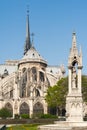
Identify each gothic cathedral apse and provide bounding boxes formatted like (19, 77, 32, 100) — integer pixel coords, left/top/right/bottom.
(0, 11, 65, 118)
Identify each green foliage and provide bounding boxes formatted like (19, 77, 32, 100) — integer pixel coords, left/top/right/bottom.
(45, 75, 87, 111)
(45, 77, 68, 109)
(82, 75, 87, 102)
(39, 114, 57, 119)
(32, 113, 57, 119)
(20, 114, 29, 119)
(0, 107, 12, 119)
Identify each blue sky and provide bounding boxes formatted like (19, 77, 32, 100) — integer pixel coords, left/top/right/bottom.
(0, 0, 87, 75)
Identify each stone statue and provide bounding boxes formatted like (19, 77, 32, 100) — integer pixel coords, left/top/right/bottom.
(72, 66, 77, 88)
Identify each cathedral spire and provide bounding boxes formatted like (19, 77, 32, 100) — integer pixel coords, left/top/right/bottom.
(71, 32, 78, 56)
(24, 9, 31, 55)
(72, 32, 77, 49)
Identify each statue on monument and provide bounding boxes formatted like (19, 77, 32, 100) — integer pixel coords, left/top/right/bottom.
(72, 65, 77, 88)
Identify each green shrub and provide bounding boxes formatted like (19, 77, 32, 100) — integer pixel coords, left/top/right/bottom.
(20, 114, 29, 119)
(40, 114, 58, 119)
(0, 107, 12, 119)
(32, 113, 58, 119)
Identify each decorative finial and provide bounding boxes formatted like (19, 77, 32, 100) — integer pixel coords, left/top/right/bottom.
(73, 29, 76, 34)
(31, 33, 35, 47)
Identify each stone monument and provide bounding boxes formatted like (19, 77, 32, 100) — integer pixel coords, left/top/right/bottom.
(38, 32, 87, 130)
(66, 32, 83, 122)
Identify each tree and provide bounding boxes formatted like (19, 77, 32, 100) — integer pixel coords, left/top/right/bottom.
(45, 77, 68, 116)
(45, 75, 87, 116)
(82, 75, 87, 102)
(0, 107, 12, 119)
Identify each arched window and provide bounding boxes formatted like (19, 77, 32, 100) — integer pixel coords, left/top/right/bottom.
(21, 71, 27, 97)
(39, 72, 44, 82)
(32, 67, 37, 81)
(20, 102, 29, 115)
(33, 102, 44, 115)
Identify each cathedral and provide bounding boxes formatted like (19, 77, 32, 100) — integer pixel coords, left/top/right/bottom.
(0, 12, 65, 118)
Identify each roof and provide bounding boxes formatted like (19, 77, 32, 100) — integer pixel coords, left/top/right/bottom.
(46, 65, 61, 75)
(19, 46, 47, 65)
(0, 64, 17, 75)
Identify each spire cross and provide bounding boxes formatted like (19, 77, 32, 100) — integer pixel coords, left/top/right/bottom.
(27, 5, 29, 14)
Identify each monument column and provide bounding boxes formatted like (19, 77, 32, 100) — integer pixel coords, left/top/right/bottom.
(66, 32, 83, 122)
(78, 66, 82, 94)
(68, 67, 72, 94)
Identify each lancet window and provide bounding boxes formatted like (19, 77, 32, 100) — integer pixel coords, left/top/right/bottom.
(20, 102, 29, 114)
(21, 71, 27, 97)
(39, 72, 44, 82)
(33, 102, 44, 115)
(32, 67, 37, 81)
